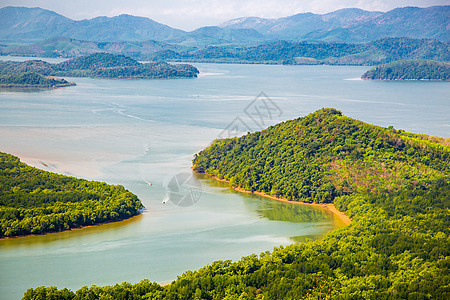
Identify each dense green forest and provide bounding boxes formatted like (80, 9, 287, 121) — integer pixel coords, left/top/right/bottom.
(0, 53, 199, 79)
(0, 72, 75, 88)
(152, 38, 450, 65)
(362, 59, 450, 80)
(23, 110, 450, 299)
(0, 152, 143, 238)
(193, 109, 449, 203)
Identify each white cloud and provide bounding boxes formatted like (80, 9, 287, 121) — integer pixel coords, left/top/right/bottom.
(1, 0, 448, 30)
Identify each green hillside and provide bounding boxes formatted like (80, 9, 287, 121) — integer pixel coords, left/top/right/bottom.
(362, 59, 450, 80)
(193, 108, 449, 203)
(23, 110, 450, 298)
(0, 152, 143, 238)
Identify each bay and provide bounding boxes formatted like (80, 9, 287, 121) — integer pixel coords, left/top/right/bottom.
(0, 60, 448, 299)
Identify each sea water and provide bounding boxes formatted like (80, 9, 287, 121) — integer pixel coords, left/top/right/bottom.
(0, 60, 448, 299)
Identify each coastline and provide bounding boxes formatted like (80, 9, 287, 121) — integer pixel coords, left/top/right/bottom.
(198, 171, 351, 226)
(0, 212, 143, 241)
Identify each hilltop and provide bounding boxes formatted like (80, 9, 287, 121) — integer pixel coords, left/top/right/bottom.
(193, 108, 450, 203)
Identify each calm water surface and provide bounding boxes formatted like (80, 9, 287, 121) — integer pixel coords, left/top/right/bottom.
(0, 59, 448, 299)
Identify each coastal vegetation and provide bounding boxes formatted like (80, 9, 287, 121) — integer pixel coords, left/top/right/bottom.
(0, 72, 75, 88)
(362, 59, 450, 80)
(193, 108, 449, 203)
(0, 152, 143, 238)
(0, 53, 200, 79)
(22, 109, 450, 298)
(22, 182, 450, 299)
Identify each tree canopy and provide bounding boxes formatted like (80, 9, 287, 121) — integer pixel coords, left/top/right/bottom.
(193, 108, 450, 203)
(0, 152, 143, 238)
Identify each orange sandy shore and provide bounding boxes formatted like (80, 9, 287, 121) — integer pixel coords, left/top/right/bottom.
(200, 172, 352, 226)
(0, 213, 143, 241)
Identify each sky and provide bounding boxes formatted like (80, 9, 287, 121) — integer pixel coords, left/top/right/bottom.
(1, 0, 449, 30)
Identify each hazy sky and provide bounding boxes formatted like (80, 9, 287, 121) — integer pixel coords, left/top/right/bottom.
(2, 0, 449, 30)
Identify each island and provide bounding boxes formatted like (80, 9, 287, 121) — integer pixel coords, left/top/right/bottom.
(362, 59, 450, 80)
(0, 72, 75, 88)
(0, 152, 143, 238)
(0, 53, 200, 81)
(24, 109, 450, 299)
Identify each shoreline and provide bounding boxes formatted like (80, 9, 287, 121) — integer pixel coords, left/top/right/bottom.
(198, 171, 351, 226)
(0, 211, 144, 241)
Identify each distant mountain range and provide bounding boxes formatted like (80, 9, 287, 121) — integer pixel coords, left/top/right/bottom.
(0, 6, 449, 45)
(220, 6, 450, 43)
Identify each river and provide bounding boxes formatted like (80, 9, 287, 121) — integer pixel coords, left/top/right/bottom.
(0, 60, 448, 299)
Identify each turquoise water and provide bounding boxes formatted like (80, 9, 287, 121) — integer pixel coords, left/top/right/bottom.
(0, 60, 448, 299)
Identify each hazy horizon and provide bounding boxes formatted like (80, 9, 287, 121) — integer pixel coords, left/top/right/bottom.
(1, 0, 448, 31)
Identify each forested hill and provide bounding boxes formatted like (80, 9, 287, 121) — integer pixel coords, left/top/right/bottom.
(25, 111, 450, 298)
(193, 108, 450, 203)
(362, 59, 450, 80)
(0, 53, 199, 79)
(0, 152, 143, 238)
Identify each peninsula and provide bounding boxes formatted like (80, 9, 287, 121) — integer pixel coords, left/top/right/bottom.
(0, 152, 143, 238)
